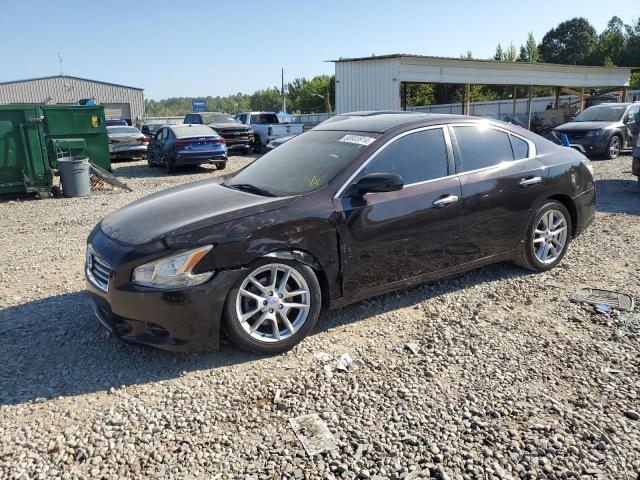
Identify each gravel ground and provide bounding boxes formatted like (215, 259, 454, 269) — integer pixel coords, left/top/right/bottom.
(1, 153, 639, 480)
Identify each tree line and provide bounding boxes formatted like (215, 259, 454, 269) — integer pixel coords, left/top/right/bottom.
(145, 16, 640, 117)
(145, 75, 334, 117)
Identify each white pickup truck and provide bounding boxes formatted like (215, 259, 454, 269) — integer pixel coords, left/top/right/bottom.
(234, 112, 303, 153)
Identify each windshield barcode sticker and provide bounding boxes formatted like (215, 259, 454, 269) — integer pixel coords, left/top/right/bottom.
(339, 134, 376, 146)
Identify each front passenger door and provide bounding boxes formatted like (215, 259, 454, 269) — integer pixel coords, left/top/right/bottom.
(624, 105, 640, 147)
(336, 127, 465, 294)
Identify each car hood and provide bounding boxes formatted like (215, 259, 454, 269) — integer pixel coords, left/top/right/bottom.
(207, 123, 250, 130)
(555, 121, 614, 132)
(100, 178, 296, 246)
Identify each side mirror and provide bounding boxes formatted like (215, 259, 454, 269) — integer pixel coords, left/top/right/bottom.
(350, 172, 404, 196)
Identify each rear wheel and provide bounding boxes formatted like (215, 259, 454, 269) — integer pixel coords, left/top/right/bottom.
(224, 259, 321, 354)
(215, 162, 226, 170)
(514, 200, 571, 272)
(604, 135, 621, 159)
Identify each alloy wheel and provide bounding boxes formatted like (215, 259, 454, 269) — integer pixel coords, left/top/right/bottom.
(235, 263, 311, 342)
(533, 209, 568, 264)
(609, 136, 620, 158)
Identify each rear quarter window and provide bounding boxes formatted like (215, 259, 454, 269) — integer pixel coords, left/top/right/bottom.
(509, 135, 529, 160)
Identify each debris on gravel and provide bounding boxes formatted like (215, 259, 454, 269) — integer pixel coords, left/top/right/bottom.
(1, 154, 639, 479)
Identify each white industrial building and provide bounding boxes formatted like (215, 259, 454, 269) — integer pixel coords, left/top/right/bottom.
(0, 75, 144, 125)
(332, 54, 635, 116)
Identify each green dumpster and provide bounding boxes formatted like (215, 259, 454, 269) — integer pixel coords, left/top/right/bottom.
(0, 104, 112, 196)
(0, 104, 52, 195)
(42, 105, 111, 172)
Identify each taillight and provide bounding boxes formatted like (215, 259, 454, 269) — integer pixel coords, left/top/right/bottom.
(215, 138, 225, 144)
(141, 136, 150, 143)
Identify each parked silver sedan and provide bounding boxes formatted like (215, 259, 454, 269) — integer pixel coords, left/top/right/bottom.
(107, 126, 149, 159)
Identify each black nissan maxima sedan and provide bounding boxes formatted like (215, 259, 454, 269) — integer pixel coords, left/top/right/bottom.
(86, 112, 595, 354)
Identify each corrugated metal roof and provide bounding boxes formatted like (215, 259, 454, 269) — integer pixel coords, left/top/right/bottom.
(329, 54, 638, 71)
(0, 75, 143, 91)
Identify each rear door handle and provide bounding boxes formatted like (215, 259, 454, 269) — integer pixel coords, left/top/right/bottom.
(433, 194, 459, 208)
(519, 176, 542, 188)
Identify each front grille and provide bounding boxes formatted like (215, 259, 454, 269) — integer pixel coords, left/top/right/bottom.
(86, 246, 112, 292)
(564, 132, 585, 140)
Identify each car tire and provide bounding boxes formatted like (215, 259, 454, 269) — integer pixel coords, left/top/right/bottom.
(604, 135, 621, 160)
(215, 162, 226, 170)
(513, 200, 572, 272)
(253, 136, 264, 154)
(147, 154, 157, 167)
(224, 258, 321, 354)
(165, 162, 174, 174)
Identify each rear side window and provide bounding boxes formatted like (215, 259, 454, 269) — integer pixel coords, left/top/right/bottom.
(453, 126, 514, 171)
(356, 128, 449, 185)
(509, 135, 529, 160)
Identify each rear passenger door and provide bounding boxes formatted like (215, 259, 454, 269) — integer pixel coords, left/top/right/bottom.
(450, 124, 547, 262)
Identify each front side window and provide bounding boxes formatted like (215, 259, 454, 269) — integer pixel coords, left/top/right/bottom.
(354, 128, 449, 185)
(227, 130, 379, 196)
(453, 126, 514, 171)
(626, 105, 640, 123)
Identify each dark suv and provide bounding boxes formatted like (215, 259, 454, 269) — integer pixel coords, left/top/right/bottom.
(553, 103, 640, 159)
(183, 112, 253, 154)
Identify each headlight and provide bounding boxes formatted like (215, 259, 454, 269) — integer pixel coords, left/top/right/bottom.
(132, 245, 213, 289)
(585, 129, 603, 137)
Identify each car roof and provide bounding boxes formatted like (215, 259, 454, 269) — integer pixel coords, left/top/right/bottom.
(314, 111, 473, 133)
(589, 102, 633, 107)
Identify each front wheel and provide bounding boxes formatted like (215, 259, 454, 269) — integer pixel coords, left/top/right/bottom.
(513, 200, 571, 272)
(215, 161, 226, 170)
(604, 135, 621, 160)
(253, 136, 264, 154)
(224, 259, 321, 354)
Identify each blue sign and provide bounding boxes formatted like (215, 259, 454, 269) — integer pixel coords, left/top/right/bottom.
(192, 98, 207, 112)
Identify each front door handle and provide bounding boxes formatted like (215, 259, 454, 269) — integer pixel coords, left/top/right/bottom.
(519, 176, 542, 188)
(433, 194, 459, 208)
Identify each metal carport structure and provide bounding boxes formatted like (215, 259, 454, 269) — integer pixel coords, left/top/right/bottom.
(332, 54, 635, 127)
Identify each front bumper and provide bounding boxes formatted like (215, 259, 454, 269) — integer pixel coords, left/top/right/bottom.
(564, 137, 608, 155)
(85, 228, 246, 351)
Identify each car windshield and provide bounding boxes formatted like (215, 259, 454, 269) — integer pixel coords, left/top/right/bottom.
(107, 127, 140, 134)
(573, 105, 626, 122)
(172, 125, 216, 138)
(145, 124, 162, 133)
(205, 114, 238, 124)
(226, 130, 379, 196)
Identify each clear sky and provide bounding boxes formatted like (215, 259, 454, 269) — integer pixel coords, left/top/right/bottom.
(1, 0, 637, 100)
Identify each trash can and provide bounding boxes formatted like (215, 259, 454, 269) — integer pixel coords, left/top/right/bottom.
(58, 156, 91, 197)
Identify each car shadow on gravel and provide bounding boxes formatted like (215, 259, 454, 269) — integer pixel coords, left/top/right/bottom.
(595, 179, 640, 216)
(0, 262, 532, 406)
(0, 291, 257, 406)
(313, 261, 532, 337)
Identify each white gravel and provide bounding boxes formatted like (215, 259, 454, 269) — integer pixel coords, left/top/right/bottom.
(1, 153, 639, 479)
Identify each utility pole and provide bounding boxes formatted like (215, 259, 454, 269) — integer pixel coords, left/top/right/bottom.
(281, 68, 286, 113)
